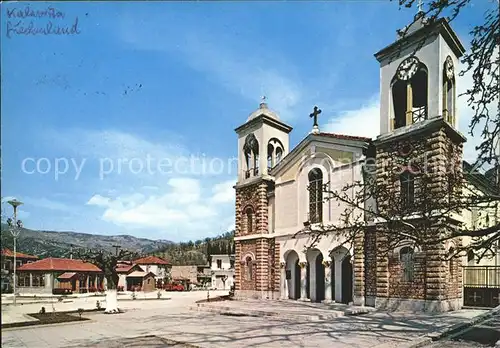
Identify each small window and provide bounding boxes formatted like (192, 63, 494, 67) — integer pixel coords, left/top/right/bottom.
(246, 207, 254, 233)
(245, 257, 253, 281)
(308, 168, 323, 223)
(400, 171, 415, 209)
(400, 247, 414, 282)
(216, 259, 222, 269)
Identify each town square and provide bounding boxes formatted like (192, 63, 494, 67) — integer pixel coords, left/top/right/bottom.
(1, 0, 499, 347)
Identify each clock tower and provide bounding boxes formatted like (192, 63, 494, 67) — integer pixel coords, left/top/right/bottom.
(363, 11, 468, 312)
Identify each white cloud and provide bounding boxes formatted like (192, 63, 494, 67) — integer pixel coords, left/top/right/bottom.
(211, 180, 235, 204)
(87, 178, 233, 238)
(323, 95, 380, 138)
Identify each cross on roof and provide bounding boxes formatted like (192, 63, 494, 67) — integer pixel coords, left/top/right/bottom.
(417, 0, 423, 12)
(309, 106, 322, 128)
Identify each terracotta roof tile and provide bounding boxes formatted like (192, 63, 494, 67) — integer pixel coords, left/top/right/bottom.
(133, 256, 170, 265)
(17, 258, 102, 272)
(1, 248, 38, 259)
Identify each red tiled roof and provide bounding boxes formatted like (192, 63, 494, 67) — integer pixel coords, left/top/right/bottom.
(17, 258, 102, 272)
(133, 256, 170, 265)
(1, 248, 38, 260)
(317, 132, 372, 142)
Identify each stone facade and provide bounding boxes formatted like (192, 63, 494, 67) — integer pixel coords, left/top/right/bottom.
(235, 178, 279, 299)
(367, 119, 465, 311)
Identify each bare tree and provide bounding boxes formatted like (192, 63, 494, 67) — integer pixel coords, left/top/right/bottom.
(305, 160, 499, 261)
(76, 248, 138, 313)
(394, 0, 499, 170)
(300, 1, 499, 259)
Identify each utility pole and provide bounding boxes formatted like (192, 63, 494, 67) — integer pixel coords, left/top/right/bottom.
(7, 199, 23, 306)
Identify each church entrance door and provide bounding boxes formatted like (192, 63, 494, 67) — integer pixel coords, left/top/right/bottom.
(341, 255, 353, 304)
(293, 260, 300, 300)
(315, 253, 325, 302)
(285, 250, 300, 300)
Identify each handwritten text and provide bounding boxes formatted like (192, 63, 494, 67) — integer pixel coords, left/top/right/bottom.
(5, 5, 81, 38)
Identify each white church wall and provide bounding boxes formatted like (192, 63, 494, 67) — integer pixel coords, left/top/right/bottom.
(439, 35, 461, 128)
(274, 180, 298, 231)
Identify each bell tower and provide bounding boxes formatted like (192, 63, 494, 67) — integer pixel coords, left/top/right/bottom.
(376, 10, 465, 135)
(363, 11, 469, 312)
(233, 98, 292, 299)
(236, 97, 292, 183)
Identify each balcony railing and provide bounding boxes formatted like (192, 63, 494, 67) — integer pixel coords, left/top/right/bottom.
(411, 106, 427, 123)
(244, 167, 259, 179)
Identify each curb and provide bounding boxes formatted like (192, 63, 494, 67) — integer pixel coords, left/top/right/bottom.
(2, 318, 97, 332)
(189, 303, 346, 321)
(405, 305, 500, 348)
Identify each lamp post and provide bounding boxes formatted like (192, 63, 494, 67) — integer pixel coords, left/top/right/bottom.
(7, 199, 23, 306)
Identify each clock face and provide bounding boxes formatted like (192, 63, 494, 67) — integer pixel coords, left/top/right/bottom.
(445, 56, 454, 80)
(397, 56, 420, 81)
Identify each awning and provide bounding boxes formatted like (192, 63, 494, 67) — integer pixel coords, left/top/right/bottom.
(57, 272, 77, 280)
(127, 271, 148, 278)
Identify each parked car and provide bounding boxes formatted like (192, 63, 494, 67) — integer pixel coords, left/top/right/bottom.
(164, 283, 185, 291)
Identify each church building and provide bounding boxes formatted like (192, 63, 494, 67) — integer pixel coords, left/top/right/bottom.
(233, 12, 496, 311)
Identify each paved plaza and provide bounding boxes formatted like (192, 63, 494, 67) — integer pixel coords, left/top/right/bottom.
(1, 292, 493, 348)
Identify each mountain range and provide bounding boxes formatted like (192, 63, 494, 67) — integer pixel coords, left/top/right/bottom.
(0, 223, 173, 258)
(0, 223, 235, 266)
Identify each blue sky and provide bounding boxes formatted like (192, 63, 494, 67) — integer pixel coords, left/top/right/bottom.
(1, 1, 494, 242)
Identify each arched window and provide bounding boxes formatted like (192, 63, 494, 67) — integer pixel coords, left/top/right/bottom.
(275, 147, 283, 164)
(245, 256, 253, 281)
(243, 134, 259, 178)
(400, 171, 415, 209)
(400, 247, 414, 282)
(411, 66, 428, 123)
(267, 143, 274, 170)
(245, 207, 254, 233)
(443, 56, 456, 123)
(391, 58, 428, 130)
(308, 168, 323, 224)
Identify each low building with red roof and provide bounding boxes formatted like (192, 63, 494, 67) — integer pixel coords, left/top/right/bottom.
(131, 255, 171, 289)
(1, 248, 39, 293)
(2, 248, 38, 272)
(16, 257, 104, 295)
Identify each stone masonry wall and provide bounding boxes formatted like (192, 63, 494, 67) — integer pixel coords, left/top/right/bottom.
(373, 121, 464, 303)
(235, 179, 273, 295)
(237, 240, 257, 291)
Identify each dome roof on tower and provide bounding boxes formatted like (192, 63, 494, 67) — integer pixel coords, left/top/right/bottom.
(247, 101, 280, 122)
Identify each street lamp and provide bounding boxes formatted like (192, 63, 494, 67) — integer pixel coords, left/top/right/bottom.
(7, 199, 23, 306)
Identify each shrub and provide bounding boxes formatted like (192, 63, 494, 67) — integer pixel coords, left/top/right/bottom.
(77, 308, 84, 319)
(39, 306, 46, 314)
(52, 288, 72, 295)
